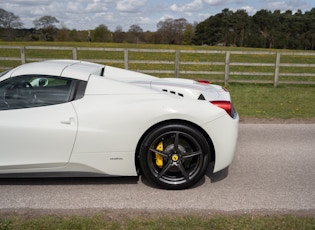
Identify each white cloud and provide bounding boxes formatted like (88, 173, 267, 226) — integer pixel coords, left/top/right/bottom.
(86, 0, 112, 12)
(66, 2, 85, 12)
(204, 0, 243, 6)
(266, 1, 289, 10)
(6, 0, 51, 6)
(264, 0, 308, 11)
(240, 6, 256, 15)
(203, 0, 221, 5)
(116, 0, 147, 12)
(159, 14, 175, 21)
(170, 0, 203, 12)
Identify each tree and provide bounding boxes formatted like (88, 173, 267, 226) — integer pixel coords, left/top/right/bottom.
(0, 8, 23, 40)
(193, 7, 315, 49)
(33, 16, 58, 29)
(181, 23, 196, 45)
(113, 26, 126, 43)
(194, 9, 234, 46)
(127, 24, 143, 43)
(287, 10, 304, 49)
(230, 10, 250, 47)
(33, 16, 59, 41)
(56, 24, 70, 42)
(304, 8, 315, 50)
(69, 29, 80, 42)
(252, 10, 276, 48)
(92, 24, 111, 42)
(0, 8, 23, 28)
(157, 18, 188, 44)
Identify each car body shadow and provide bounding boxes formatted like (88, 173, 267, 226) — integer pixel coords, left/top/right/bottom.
(191, 164, 229, 189)
(0, 176, 139, 186)
(140, 163, 229, 190)
(0, 163, 228, 188)
(206, 163, 229, 183)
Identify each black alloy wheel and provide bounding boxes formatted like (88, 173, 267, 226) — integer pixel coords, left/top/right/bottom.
(139, 123, 211, 190)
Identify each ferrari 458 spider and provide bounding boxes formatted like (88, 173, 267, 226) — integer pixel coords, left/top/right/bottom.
(0, 60, 238, 189)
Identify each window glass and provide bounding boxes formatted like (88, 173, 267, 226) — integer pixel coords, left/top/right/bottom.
(0, 75, 75, 110)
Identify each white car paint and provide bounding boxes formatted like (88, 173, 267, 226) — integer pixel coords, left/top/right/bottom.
(104, 65, 231, 101)
(0, 103, 77, 170)
(0, 60, 238, 182)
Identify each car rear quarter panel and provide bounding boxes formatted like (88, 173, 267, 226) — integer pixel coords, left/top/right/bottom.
(70, 76, 238, 176)
(71, 94, 227, 175)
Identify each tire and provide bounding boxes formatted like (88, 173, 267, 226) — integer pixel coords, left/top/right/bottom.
(139, 123, 211, 190)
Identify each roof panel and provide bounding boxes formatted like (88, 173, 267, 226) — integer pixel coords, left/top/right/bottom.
(9, 60, 104, 81)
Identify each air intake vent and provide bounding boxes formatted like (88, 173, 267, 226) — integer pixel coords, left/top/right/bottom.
(198, 94, 205, 100)
(161, 89, 184, 97)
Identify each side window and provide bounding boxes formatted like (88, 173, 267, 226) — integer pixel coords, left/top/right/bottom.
(0, 75, 75, 110)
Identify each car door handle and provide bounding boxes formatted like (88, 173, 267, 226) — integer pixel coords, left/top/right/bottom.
(61, 117, 75, 125)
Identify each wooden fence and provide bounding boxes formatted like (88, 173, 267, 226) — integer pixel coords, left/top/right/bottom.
(1, 45, 315, 87)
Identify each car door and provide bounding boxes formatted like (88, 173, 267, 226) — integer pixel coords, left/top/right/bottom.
(0, 75, 78, 170)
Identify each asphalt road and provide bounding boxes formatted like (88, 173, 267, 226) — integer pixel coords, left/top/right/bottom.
(0, 123, 314, 214)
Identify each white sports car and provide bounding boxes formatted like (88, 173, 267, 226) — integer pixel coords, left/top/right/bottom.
(0, 60, 238, 189)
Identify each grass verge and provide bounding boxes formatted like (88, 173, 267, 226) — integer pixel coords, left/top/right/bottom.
(1, 214, 314, 230)
(227, 83, 315, 119)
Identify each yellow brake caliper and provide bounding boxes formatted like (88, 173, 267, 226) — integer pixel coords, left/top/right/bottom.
(155, 141, 164, 168)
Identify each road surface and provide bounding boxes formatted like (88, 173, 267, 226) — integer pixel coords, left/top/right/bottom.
(0, 123, 314, 215)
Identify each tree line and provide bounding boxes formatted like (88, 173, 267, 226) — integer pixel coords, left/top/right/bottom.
(1, 7, 315, 50)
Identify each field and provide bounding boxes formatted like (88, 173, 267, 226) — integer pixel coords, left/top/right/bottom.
(1, 41, 315, 84)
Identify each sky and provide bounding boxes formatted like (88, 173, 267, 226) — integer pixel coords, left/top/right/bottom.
(0, 0, 314, 31)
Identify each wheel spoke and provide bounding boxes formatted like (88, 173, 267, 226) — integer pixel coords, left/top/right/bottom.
(149, 148, 168, 158)
(182, 150, 202, 159)
(157, 161, 172, 179)
(178, 162, 190, 181)
(174, 132, 179, 152)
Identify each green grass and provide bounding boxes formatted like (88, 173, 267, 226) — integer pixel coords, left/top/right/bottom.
(227, 83, 315, 119)
(1, 214, 314, 230)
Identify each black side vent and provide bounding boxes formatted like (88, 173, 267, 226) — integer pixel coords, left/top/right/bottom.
(161, 89, 184, 97)
(198, 94, 206, 100)
(100, 67, 105, 76)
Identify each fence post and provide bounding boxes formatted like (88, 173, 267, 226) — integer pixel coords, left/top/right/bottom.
(174, 50, 180, 78)
(274, 52, 281, 87)
(124, 49, 128, 69)
(20, 46, 26, 64)
(224, 51, 230, 85)
(72, 47, 78, 60)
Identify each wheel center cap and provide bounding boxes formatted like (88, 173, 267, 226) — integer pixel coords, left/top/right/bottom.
(171, 154, 179, 162)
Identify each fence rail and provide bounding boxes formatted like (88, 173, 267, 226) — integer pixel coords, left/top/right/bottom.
(1, 45, 315, 87)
